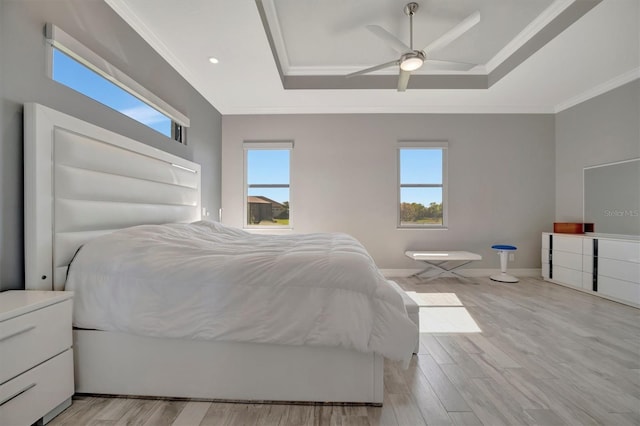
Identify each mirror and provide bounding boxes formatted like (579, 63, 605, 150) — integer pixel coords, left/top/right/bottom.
(584, 158, 640, 236)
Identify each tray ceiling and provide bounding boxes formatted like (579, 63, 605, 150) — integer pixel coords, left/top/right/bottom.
(106, 0, 639, 114)
(257, 0, 597, 90)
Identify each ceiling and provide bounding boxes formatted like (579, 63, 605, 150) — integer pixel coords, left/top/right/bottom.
(106, 0, 639, 115)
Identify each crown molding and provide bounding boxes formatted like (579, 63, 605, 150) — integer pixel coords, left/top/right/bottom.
(259, 0, 291, 74)
(554, 68, 640, 113)
(485, 0, 574, 72)
(104, 0, 201, 100)
(221, 104, 555, 115)
(285, 65, 487, 76)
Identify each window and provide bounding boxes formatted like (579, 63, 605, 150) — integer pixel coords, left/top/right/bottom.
(46, 23, 188, 143)
(398, 142, 448, 228)
(244, 142, 292, 228)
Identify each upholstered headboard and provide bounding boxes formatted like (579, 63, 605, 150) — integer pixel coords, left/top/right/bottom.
(24, 103, 201, 291)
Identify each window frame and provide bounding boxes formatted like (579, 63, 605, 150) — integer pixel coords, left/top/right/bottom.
(45, 23, 189, 143)
(243, 141, 293, 230)
(397, 141, 449, 229)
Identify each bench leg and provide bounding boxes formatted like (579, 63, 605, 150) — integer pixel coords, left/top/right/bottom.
(411, 260, 476, 283)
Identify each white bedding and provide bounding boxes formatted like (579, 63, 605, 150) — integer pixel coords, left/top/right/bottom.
(65, 221, 417, 363)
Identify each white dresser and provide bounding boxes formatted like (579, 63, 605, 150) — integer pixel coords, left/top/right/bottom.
(542, 233, 640, 308)
(0, 291, 74, 425)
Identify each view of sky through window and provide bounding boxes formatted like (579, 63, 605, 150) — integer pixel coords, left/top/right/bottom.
(399, 148, 445, 226)
(52, 48, 172, 137)
(246, 149, 290, 227)
(400, 148, 443, 205)
(247, 150, 290, 204)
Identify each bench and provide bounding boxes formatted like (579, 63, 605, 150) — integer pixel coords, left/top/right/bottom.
(405, 251, 482, 282)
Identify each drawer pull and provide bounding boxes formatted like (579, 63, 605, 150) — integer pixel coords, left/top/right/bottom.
(0, 325, 36, 342)
(0, 382, 37, 407)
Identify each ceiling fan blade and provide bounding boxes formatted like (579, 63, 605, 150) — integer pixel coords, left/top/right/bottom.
(366, 25, 411, 54)
(397, 69, 411, 92)
(346, 60, 399, 78)
(422, 11, 480, 55)
(423, 59, 478, 71)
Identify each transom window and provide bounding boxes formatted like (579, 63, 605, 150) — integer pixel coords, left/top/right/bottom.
(398, 142, 448, 228)
(244, 141, 292, 228)
(46, 23, 188, 143)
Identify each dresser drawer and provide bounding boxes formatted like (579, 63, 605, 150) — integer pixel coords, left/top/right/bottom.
(598, 277, 640, 306)
(599, 258, 640, 283)
(542, 234, 550, 250)
(582, 272, 593, 290)
(0, 299, 72, 384)
(552, 265, 583, 288)
(0, 348, 73, 426)
(541, 249, 549, 265)
(553, 235, 583, 254)
(541, 263, 550, 279)
(598, 240, 640, 263)
(552, 251, 582, 271)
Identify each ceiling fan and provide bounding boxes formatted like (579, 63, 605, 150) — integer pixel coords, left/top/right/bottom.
(347, 2, 480, 91)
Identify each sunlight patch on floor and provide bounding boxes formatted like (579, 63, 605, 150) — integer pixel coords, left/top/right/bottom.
(406, 292, 482, 333)
(419, 307, 482, 333)
(406, 291, 463, 307)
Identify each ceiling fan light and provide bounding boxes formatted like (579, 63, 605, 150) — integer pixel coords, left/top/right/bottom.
(400, 56, 423, 71)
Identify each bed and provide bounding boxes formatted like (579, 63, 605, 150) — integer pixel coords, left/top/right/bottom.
(23, 103, 416, 404)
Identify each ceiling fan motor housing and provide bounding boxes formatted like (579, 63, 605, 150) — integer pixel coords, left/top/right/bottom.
(404, 2, 419, 16)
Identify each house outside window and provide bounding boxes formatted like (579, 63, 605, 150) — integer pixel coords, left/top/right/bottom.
(244, 141, 292, 228)
(398, 142, 448, 228)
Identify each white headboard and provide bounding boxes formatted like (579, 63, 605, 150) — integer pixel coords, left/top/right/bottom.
(24, 103, 201, 291)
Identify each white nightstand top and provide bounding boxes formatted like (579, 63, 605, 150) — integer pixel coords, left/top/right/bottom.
(0, 290, 73, 322)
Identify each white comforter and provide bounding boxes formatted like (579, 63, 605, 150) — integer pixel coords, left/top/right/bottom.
(65, 221, 417, 363)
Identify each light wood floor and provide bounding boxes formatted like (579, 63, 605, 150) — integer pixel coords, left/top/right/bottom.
(49, 277, 640, 426)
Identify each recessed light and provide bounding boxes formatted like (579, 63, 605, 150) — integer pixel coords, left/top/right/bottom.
(208, 57, 219, 64)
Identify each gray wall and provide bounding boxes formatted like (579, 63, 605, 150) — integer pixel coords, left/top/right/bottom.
(222, 114, 556, 270)
(555, 80, 640, 222)
(0, 0, 222, 290)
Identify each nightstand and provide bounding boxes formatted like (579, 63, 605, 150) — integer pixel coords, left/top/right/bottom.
(0, 291, 74, 425)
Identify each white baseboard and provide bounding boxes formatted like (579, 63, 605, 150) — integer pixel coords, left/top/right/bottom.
(380, 268, 542, 279)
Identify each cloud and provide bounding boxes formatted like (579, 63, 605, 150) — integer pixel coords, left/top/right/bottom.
(120, 105, 169, 126)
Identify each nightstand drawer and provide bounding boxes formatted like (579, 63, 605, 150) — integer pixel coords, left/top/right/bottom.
(0, 348, 73, 426)
(0, 299, 72, 384)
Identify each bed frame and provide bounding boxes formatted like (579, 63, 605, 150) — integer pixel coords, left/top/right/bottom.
(23, 103, 383, 404)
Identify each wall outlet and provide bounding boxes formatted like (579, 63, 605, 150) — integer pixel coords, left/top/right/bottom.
(509, 253, 515, 261)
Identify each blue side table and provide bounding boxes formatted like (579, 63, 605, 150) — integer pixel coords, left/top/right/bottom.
(490, 245, 519, 283)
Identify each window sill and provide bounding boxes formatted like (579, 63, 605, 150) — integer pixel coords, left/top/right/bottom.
(397, 226, 449, 231)
(244, 227, 294, 235)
